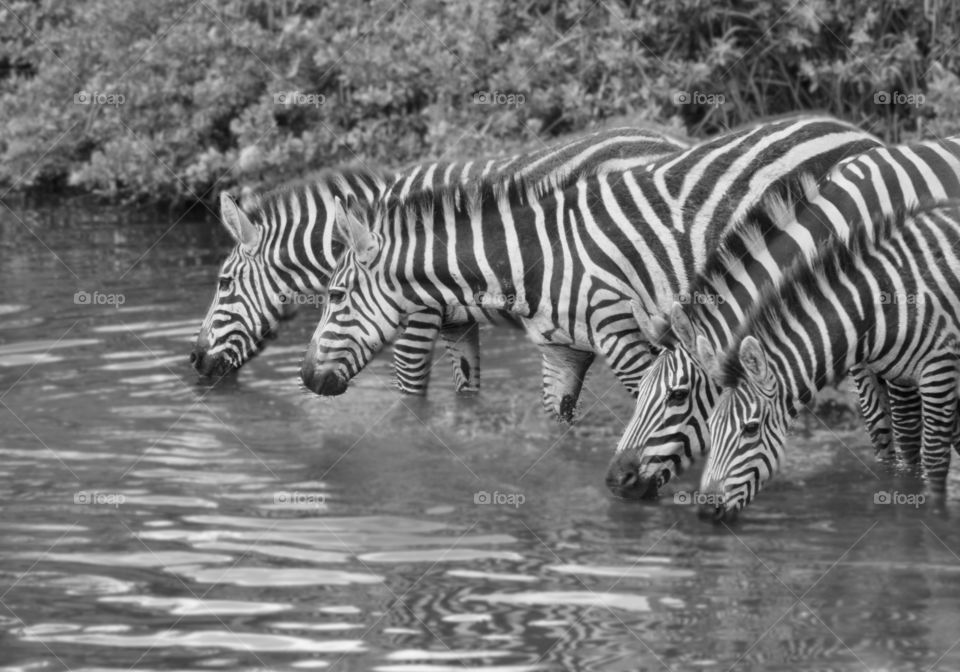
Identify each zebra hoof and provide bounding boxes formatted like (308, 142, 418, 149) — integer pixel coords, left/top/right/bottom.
(558, 395, 577, 424)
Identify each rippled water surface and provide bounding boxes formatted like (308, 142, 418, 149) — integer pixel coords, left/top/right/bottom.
(2, 201, 960, 671)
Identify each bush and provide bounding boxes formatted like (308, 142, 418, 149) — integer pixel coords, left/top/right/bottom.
(0, 0, 957, 204)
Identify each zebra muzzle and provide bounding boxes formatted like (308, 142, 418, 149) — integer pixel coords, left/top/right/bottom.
(301, 363, 348, 396)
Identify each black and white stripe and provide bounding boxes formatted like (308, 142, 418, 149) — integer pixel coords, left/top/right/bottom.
(607, 136, 960, 499)
(300, 116, 883, 424)
(191, 126, 685, 393)
(699, 200, 960, 520)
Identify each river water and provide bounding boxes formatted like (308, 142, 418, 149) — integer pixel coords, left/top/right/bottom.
(1, 201, 959, 671)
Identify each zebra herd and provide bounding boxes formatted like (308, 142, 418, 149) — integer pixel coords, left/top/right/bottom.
(192, 114, 960, 522)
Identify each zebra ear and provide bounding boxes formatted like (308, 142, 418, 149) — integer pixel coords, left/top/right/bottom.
(739, 336, 773, 387)
(334, 197, 378, 265)
(220, 192, 259, 250)
(696, 335, 721, 379)
(669, 302, 697, 351)
(630, 301, 668, 343)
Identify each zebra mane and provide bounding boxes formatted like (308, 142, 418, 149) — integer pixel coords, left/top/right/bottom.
(694, 173, 822, 291)
(237, 166, 390, 226)
(718, 196, 941, 388)
(378, 130, 685, 223)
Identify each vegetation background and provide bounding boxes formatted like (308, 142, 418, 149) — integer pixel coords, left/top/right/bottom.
(2, 0, 958, 206)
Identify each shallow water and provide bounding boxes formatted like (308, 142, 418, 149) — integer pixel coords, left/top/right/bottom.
(1, 201, 960, 671)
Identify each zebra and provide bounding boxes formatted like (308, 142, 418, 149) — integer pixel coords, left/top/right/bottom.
(190, 126, 687, 396)
(696, 199, 960, 522)
(606, 136, 960, 499)
(299, 115, 885, 425)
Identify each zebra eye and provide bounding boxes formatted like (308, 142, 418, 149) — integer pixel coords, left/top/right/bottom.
(327, 289, 346, 303)
(742, 420, 761, 437)
(218, 277, 233, 293)
(667, 388, 689, 405)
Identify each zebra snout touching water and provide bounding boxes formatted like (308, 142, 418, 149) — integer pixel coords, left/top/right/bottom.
(302, 116, 886, 427)
(699, 200, 960, 522)
(605, 312, 718, 500)
(607, 134, 960, 503)
(195, 126, 682, 394)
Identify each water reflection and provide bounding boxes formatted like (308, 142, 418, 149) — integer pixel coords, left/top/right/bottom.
(1, 201, 960, 671)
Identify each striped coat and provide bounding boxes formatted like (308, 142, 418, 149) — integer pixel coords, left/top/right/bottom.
(191, 127, 686, 394)
(300, 116, 884, 423)
(698, 200, 960, 520)
(607, 136, 960, 499)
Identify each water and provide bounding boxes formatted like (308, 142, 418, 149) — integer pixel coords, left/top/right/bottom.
(1, 200, 960, 671)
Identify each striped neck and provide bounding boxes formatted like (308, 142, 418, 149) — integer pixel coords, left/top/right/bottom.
(247, 169, 389, 294)
(685, 135, 960, 365)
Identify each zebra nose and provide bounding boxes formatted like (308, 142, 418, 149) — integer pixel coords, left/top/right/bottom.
(605, 454, 660, 500)
(697, 496, 737, 524)
(301, 362, 348, 396)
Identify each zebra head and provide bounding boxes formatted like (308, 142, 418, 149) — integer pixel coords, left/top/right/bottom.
(300, 201, 402, 396)
(607, 302, 720, 499)
(192, 192, 295, 378)
(700, 335, 787, 523)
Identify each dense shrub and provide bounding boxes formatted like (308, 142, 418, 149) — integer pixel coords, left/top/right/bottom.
(0, 0, 957, 204)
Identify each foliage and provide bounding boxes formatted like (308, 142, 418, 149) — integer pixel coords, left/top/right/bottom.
(0, 0, 957, 204)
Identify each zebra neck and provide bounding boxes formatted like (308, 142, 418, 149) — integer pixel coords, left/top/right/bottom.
(265, 177, 387, 295)
(764, 290, 876, 416)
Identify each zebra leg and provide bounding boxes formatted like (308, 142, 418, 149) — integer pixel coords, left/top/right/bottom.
(918, 359, 959, 492)
(438, 320, 481, 394)
(888, 381, 923, 464)
(392, 310, 444, 395)
(850, 367, 893, 459)
(539, 344, 595, 424)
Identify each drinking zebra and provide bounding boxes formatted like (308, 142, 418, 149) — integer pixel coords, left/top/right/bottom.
(607, 137, 960, 499)
(698, 199, 960, 521)
(190, 126, 687, 395)
(300, 116, 884, 424)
